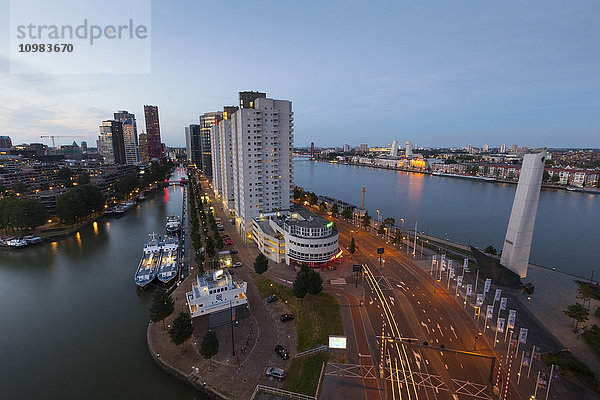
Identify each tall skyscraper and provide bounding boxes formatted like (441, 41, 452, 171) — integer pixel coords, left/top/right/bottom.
(98, 120, 126, 164)
(483, 144, 489, 152)
(0, 136, 12, 149)
(144, 105, 163, 160)
(500, 144, 507, 153)
(199, 112, 223, 179)
(80, 141, 88, 152)
(114, 110, 139, 165)
(501, 149, 547, 278)
(405, 141, 413, 157)
(231, 92, 293, 237)
(185, 124, 201, 166)
(343, 144, 351, 152)
(390, 140, 399, 157)
(138, 132, 149, 162)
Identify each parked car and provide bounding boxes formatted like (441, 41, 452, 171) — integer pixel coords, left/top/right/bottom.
(275, 345, 289, 360)
(265, 367, 285, 380)
(266, 295, 278, 303)
(233, 262, 243, 268)
(280, 313, 294, 322)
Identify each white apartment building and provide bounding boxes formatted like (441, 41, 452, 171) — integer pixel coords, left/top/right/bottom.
(231, 95, 294, 238)
(210, 117, 236, 214)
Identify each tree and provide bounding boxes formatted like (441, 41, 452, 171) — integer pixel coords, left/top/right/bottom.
(383, 217, 395, 227)
(361, 214, 372, 229)
(577, 284, 595, 311)
(349, 237, 356, 255)
(341, 208, 353, 220)
(543, 170, 550, 182)
(199, 330, 219, 367)
(392, 231, 402, 246)
(308, 192, 318, 206)
(377, 225, 386, 235)
(330, 204, 339, 217)
(56, 190, 85, 224)
(149, 288, 174, 328)
(168, 311, 193, 345)
(254, 253, 268, 275)
(564, 303, 589, 330)
(551, 174, 560, 183)
(12, 181, 27, 195)
(484, 245, 497, 255)
(293, 187, 304, 200)
(77, 173, 90, 185)
(113, 174, 138, 197)
(319, 201, 327, 212)
(205, 236, 216, 258)
(293, 264, 322, 298)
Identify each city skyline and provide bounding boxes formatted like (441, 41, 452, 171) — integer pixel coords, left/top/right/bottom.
(1, 1, 599, 148)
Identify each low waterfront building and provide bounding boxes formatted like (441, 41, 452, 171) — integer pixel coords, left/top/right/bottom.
(252, 206, 341, 267)
(186, 269, 248, 329)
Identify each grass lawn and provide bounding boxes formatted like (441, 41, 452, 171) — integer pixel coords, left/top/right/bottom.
(541, 350, 600, 393)
(249, 271, 343, 396)
(582, 325, 600, 360)
(250, 271, 343, 350)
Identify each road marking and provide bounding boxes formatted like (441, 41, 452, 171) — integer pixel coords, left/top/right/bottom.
(421, 321, 430, 334)
(437, 323, 444, 337)
(450, 324, 458, 338)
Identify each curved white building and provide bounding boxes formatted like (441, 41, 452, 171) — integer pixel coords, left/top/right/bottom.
(252, 207, 341, 267)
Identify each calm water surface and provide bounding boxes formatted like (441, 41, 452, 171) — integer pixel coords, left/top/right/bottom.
(294, 159, 600, 278)
(0, 169, 203, 400)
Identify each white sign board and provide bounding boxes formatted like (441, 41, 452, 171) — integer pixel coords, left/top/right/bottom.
(328, 335, 347, 349)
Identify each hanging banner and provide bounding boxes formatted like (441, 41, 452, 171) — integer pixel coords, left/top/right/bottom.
(494, 289, 502, 302)
(448, 259, 453, 269)
(486, 305, 494, 319)
(484, 278, 492, 293)
(476, 294, 484, 306)
(537, 372, 548, 389)
(466, 284, 473, 296)
(449, 268, 455, 279)
(551, 365, 560, 381)
(497, 317, 505, 333)
(522, 351, 531, 367)
(441, 260, 446, 272)
(457, 275, 463, 288)
(508, 309, 517, 329)
(500, 297, 507, 311)
(464, 258, 469, 269)
(519, 328, 528, 344)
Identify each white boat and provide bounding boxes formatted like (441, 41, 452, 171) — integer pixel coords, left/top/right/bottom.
(5, 238, 28, 247)
(157, 236, 179, 284)
(166, 214, 181, 233)
(114, 202, 135, 214)
(134, 233, 161, 288)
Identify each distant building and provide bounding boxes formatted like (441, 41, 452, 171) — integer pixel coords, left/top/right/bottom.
(199, 112, 223, 179)
(80, 141, 88, 152)
(500, 144, 507, 153)
(185, 124, 201, 166)
(390, 140, 399, 157)
(114, 110, 139, 165)
(143, 105, 163, 160)
(343, 144, 351, 152)
(138, 132, 149, 162)
(0, 136, 12, 149)
(98, 120, 126, 164)
(483, 144, 489, 152)
(405, 141, 413, 157)
(359, 144, 368, 152)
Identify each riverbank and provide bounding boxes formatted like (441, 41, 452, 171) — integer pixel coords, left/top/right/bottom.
(331, 160, 600, 195)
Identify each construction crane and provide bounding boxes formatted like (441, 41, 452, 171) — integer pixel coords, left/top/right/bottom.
(40, 135, 84, 148)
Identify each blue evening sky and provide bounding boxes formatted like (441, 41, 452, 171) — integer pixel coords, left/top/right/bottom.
(0, 0, 599, 148)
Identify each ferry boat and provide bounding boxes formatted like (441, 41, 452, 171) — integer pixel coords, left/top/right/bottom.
(186, 269, 248, 324)
(165, 214, 181, 233)
(157, 236, 179, 284)
(134, 233, 161, 288)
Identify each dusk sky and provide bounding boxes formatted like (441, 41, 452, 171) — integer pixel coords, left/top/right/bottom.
(1, 0, 599, 148)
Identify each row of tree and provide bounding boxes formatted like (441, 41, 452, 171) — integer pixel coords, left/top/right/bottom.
(56, 185, 105, 224)
(0, 197, 48, 232)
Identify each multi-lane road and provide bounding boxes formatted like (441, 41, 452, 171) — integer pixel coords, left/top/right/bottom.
(340, 219, 501, 400)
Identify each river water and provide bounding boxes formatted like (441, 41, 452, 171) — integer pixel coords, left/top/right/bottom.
(294, 158, 600, 278)
(0, 169, 203, 400)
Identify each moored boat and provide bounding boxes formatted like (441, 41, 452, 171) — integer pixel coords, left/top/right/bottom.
(157, 236, 179, 284)
(165, 214, 181, 233)
(134, 233, 161, 288)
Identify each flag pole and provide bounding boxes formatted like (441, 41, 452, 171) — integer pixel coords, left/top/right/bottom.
(528, 345, 536, 378)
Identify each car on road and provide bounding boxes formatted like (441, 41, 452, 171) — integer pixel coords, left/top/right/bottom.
(275, 345, 289, 360)
(280, 313, 294, 322)
(229, 249, 238, 254)
(218, 227, 225, 231)
(265, 367, 285, 380)
(266, 295, 278, 303)
(233, 262, 242, 268)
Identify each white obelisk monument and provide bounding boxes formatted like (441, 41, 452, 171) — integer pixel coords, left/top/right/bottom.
(501, 149, 547, 278)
